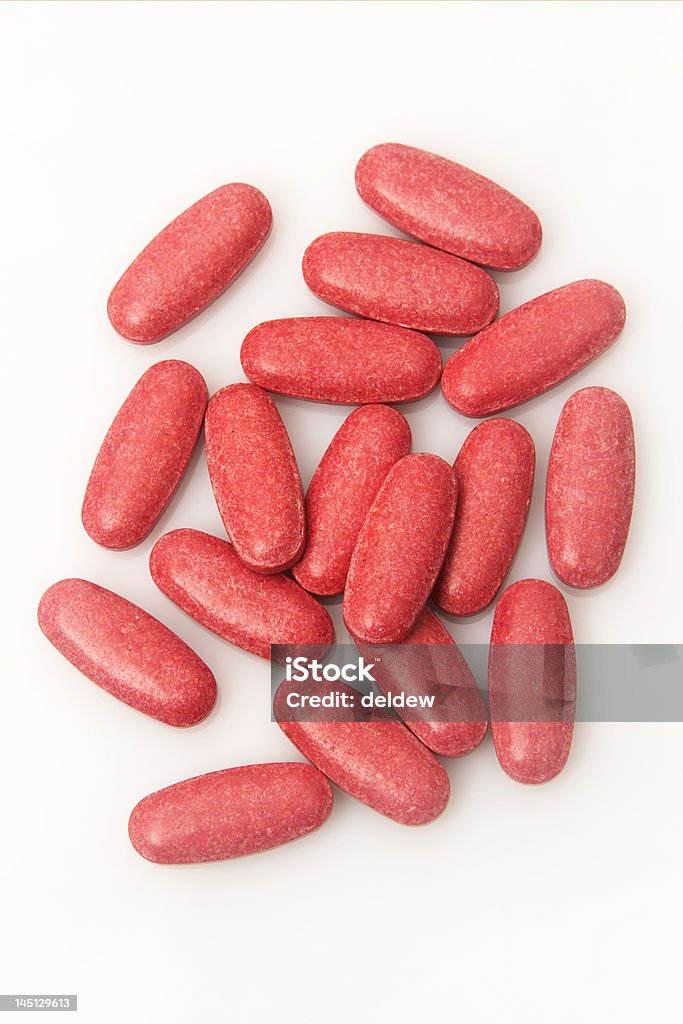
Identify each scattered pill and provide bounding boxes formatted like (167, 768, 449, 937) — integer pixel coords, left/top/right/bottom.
(293, 405, 411, 595)
(108, 183, 271, 344)
(129, 762, 332, 863)
(489, 579, 576, 784)
(81, 360, 207, 550)
(205, 383, 305, 574)
(343, 454, 457, 643)
(241, 316, 442, 404)
(355, 143, 542, 271)
(433, 419, 535, 615)
(150, 529, 334, 661)
(37, 579, 216, 726)
(302, 231, 499, 336)
(441, 280, 626, 416)
(546, 387, 635, 588)
(355, 606, 488, 758)
(274, 680, 450, 825)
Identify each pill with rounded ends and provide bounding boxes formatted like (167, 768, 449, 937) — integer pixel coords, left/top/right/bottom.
(302, 232, 499, 336)
(150, 529, 334, 661)
(433, 419, 535, 615)
(37, 579, 216, 727)
(293, 405, 411, 595)
(241, 317, 442, 405)
(81, 360, 207, 550)
(489, 579, 575, 785)
(343, 454, 457, 643)
(355, 143, 542, 271)
(205, 383, 305, 574)
(108, 183, 272, 344)
(442, 280, 626, 416)
(546, 387, 635, 588)
(129, 763, 333, 864)
(274, 682, 450, 826)
(355, 607, 488, 758)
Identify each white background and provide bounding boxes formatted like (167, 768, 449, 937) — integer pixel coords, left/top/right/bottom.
(1, 2, 681, 1021)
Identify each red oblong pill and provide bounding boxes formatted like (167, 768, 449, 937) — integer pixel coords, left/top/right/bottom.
(293, 405, 411, 595)
(274, 685, 450, 826)
(37, 579, 216, 727)
(302, 232, 499, 336)
(433, 419, 535, 615)
(108, 183, 272, 344)
(81, 360, 207, 550)
(441, 280, 626, 416)
(205, 383, 305, 574)
(129, 762, 333, 863)
(355, 143, 542, 271)
(355, 606, 488, 758)
(489, 579, 576, 785)
(150, 529, 334, 661)
(241, 317, 442, 404)
(546, 387, 635, 588)
(343, 454, 457, 643)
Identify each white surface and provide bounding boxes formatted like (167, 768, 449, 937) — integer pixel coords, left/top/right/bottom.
(1, 2, 681, 1021)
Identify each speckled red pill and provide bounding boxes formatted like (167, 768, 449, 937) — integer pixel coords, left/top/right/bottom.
(489, 579, 575, 785)
(355, 143, 542, 271)
(129, 762, 332, 864)
(37, 579, 216, 726)
(433, 419, 535, 616)
(546, 387, 635, 588)
(204, 383, 305, 574)
(442, 280, 626, 416)
(274, 683, 450, 826)
(343, 454, 457, 643)
(302, 232, 499, 336)
(81, 360, 207, 550)
(241, 317, 442, 404)
(293, 405, 411, 595)
(355, 606, 488, 758)
(108, 183, 271, 344)
(150, 529, 334, 661)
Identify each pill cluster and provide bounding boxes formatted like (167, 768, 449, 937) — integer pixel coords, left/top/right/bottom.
(37, 143, 635, 864)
